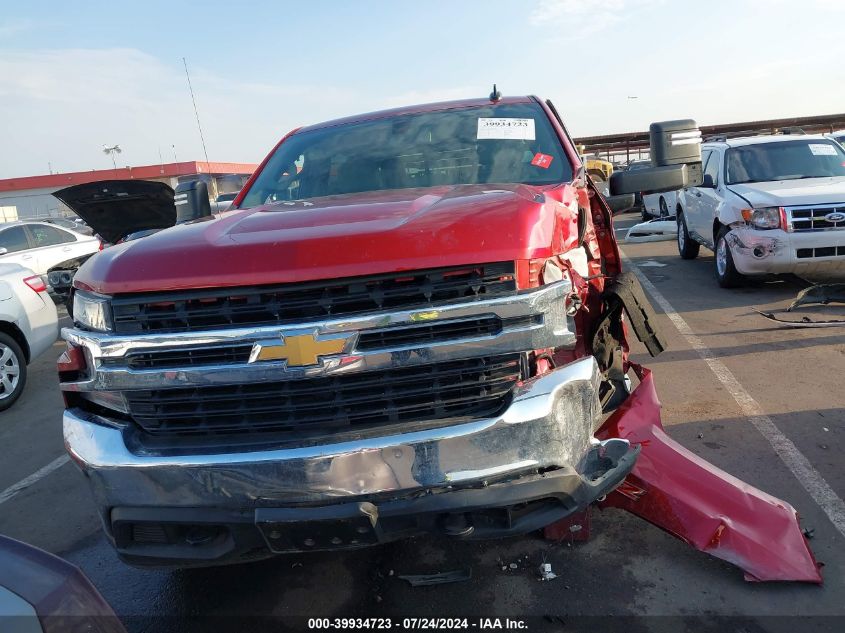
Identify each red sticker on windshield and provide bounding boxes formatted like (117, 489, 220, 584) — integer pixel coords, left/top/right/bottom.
(531, 153, 553, 169)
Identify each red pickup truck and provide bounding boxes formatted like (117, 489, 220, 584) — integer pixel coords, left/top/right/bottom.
(58, 94, 819, 582)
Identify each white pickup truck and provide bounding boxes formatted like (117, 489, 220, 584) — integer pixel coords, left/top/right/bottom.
(675, 134, 845, 287)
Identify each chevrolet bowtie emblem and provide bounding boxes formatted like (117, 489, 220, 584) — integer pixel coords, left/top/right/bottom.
(249, 332, 352, 366)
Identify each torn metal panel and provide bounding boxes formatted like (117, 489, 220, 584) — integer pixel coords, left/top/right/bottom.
(397, 569, 471, 586)
(787, 283, 845, 311)
(595, 365, 822, 584)
(753, 308, 845, 328)
(624, 219, 677, 243)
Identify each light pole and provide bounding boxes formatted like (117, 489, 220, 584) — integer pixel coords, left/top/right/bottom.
(102, 144, 122, 170)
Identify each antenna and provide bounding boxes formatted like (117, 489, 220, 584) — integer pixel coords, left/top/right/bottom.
(490, 84, 501, 102)
(183, 57, 211, 173)
(102, 144, 122, 169)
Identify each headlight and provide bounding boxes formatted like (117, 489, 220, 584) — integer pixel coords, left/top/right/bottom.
(72, 290, 113, 332)
(743, 207, 782, 230)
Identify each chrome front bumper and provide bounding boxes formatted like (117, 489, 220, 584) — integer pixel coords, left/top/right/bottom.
(64, 357, 636, 564)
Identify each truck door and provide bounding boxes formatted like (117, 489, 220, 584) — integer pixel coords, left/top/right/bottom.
(686, 149, 721, 247)
(692, 149, 723, 248)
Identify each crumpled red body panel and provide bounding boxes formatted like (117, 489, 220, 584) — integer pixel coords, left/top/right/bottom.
(595, 366, 822, 584)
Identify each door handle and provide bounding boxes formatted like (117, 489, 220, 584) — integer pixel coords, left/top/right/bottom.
(22, 254, 33, 260)
(62, 246, 72, 251)
(693, 191, 702, 197)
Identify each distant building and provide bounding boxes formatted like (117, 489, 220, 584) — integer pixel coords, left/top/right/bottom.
(0, 161, 257, 221)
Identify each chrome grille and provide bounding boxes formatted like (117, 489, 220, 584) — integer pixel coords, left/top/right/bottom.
(110, 263, 517, 334)
(123, 354, 523, 438)
(789, 205, 845, 232)
(109, 314, 542, 370)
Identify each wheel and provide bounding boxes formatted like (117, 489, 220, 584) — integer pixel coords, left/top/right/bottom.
(676, 210, 700, 260)
(714, 226, 745, 288)
(659, 196, 669, 217)
(0, 332, 27, 411)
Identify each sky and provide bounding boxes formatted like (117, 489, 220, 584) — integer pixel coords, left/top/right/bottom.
(0, 0, 843, 178)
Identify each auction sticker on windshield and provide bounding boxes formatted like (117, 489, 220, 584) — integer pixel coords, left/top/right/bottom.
(809, 143, 838, 156)
(477, 118, 536, 140)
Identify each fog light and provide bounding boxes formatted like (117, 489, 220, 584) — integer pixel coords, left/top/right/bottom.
(184, 526, 218, 546)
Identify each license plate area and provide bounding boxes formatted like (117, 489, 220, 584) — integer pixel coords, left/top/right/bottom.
(255, 503, 380, 553)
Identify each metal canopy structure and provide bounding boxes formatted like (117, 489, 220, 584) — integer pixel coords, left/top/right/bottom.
(575, 112, 845, 164)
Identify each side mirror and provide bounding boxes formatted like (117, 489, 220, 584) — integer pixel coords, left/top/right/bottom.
(0, 247, 7, 256)
(610, 119, 703, 196)
(700, 174, 715, 188)
(174, 180, 212, 222)
(605, 194, 635, 213)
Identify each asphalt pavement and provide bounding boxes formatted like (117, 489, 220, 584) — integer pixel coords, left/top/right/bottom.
(1, 214, 844, 631)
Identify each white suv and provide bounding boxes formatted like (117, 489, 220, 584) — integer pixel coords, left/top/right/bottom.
(676, 135, 845, 287)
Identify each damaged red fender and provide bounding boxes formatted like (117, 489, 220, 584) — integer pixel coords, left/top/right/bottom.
(595, 365, 822, 584)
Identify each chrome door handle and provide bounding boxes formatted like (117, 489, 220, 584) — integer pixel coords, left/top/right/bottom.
(22, 254, 33, 260)
(62, 246, 72, 251)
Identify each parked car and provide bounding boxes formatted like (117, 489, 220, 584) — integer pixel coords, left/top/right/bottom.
(676, 135, 845, 287)
(56, 96, 820, 583)
(210, 191, 239, 213)
(43, 216, 94, 235)
(826, 130, 845, 146)
(46, 180, 190, 304)
(0, 221, 100, 281)
(0, 535, 125, 632)
(624, 159, 652, 217)
(0, 263, 58, 409)
(642, 189, 679, 220)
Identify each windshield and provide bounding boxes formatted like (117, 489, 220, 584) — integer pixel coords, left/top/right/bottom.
(239, 102, 572, 208)
(725, 139, 845, 184)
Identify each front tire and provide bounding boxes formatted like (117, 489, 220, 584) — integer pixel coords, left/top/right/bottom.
(0, 333, 27, 411)
(714, 227, 745, 288)
(677, 211, 700, 260)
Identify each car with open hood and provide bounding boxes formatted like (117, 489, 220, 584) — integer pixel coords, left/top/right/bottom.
(675, 134, 845, 286)
(47, 179, 211, 301)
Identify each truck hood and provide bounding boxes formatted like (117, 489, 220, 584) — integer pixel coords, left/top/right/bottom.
(76, 184, 579, 295)
(52, 180, 176, 245)
(728, 176, 845, 208)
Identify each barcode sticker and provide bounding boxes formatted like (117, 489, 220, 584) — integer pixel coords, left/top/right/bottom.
(477, 118, 536, 140)
(809, 143, 837, 156)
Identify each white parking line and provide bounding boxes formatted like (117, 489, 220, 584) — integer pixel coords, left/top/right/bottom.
(622, 251, 845, 538)
(0, 455, 69, 506)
